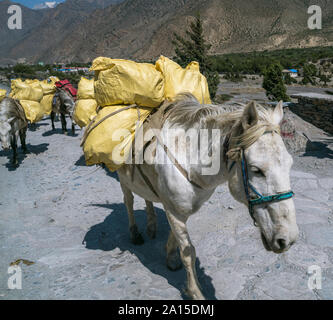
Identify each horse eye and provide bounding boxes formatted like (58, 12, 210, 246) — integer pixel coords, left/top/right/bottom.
(251, 167, 265, 176)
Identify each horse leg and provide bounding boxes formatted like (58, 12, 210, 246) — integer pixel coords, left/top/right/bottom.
(20, 127, 28, 153)
(72, 122, 75, 135)
(166, 209, 204, 300)
(51, 111, 56, 131)
(145, 200, 157, 239)
(10, 133, 18, 165)
(120, 183, 144, 245)
(166, 230, 182, 271)
(61, 113, 67, 135)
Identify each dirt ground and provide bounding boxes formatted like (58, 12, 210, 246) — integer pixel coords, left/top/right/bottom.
(0, 81, 332, 300)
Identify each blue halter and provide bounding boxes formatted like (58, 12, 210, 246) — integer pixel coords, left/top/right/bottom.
(229, 150, 295, 224)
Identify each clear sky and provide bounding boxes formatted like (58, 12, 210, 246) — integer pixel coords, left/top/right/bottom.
(11, 0, 64, 8)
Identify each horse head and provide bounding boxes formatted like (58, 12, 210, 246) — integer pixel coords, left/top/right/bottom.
(0, 118, 14, 150)
(227, 101, 299, 253)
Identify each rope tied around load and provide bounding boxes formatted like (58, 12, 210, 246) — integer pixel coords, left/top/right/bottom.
(80, 104, 138, 147)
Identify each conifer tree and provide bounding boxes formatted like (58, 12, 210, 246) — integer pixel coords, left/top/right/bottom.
(173, 14, 220, 99)
(263, 63, 290, 101)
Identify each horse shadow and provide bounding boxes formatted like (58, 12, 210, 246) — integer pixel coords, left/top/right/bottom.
(0, 143, 49, 171)
(42, 128, 78, 137)
(74, 155, 120, 182)
(75, 154, 86, 167)
(303, 139, 333, 159)
(83, 203, 217, 300)
(28, 122, 49, 132)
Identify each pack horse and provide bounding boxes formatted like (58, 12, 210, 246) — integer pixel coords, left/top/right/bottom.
(51, 80, 77, 135)
(0, 97, 29, 164)
(117, 95, 299, 300)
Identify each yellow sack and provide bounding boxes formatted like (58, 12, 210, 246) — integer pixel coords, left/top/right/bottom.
(155, 56, 211, 104)
(40, 94, 54, 116)
(83, 106, 152, 171)
(91, 57, 165, 108)
(40, 80, 57, 115)
(10, 79, 43, 102)
(40, 80, 56, 95)
(48, 76, 60, 84)
(77, 77, 95, 100)
(74, 77, 98, 128)
(20, 100, 44, 123)
(0, 89, 6, 102)
(74, 99, 98, 128)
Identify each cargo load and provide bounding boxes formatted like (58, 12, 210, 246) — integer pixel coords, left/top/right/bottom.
(81, 56, 211, 171)
(55, 80, 77, 100)
(91, 57, 165, 108)
(10, 79, 43, 102)
(40, 79, 57, 115)
(10, 79, 44, 123)
(0, 89, 6, 102)
(73, 77, 98, 128)
(83, 105, 151, 171)
(155, 56, 211, 104)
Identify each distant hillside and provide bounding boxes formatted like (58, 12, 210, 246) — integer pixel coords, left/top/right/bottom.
(1, 0, 333, 64)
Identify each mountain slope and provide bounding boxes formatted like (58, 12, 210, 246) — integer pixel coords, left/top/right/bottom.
(0, 0, 123, 63)
(0, 0, 47, 63)
(3, 0, 333, 63)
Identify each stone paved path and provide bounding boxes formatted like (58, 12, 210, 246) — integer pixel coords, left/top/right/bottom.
(0, 118, 332, 300)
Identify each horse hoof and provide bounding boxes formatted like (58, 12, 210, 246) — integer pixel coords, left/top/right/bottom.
(130, 226, 144, 245)
(64, 131, 68, 136)
(184, 289, 206, 301)
(147, 225, 157, 240)
(131, 233, 144, 245)
(23, 149, 29, 154)
(167, 252, 182, 271)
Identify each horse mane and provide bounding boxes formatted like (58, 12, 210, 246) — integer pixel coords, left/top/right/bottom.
(165, 93, 281, 157)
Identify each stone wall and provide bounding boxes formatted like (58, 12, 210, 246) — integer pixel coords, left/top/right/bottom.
(290, 94, 333, 135)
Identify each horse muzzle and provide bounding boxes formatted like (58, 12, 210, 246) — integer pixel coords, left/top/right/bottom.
(262, 232, 297, 254)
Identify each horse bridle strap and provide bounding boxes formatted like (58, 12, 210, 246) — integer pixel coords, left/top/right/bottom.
(226, 142, 295, 224)
(239, 149, 294, 223)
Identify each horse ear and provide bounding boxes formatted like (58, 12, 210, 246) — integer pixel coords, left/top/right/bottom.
(242, 101, 258, 130)
(272, 101, 284, 125)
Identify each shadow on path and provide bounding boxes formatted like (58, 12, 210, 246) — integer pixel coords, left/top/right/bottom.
(74, 156, 119, 182)
(83, 203, 217, 300)
(42, 128, 78, 137)
(0, 143, 49, 171)
(28, 122, 49, 132)
(303, 139, 333, 159)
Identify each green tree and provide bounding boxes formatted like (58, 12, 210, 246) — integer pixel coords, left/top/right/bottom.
(172, 14, 220, 99)
(302, 63, 317, 85)
(263, 63, 290, 101)
(284, 73, 293, 85)
(318, 73, 331, 86)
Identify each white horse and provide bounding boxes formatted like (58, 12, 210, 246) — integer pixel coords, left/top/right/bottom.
(117, 94, 299, 300)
